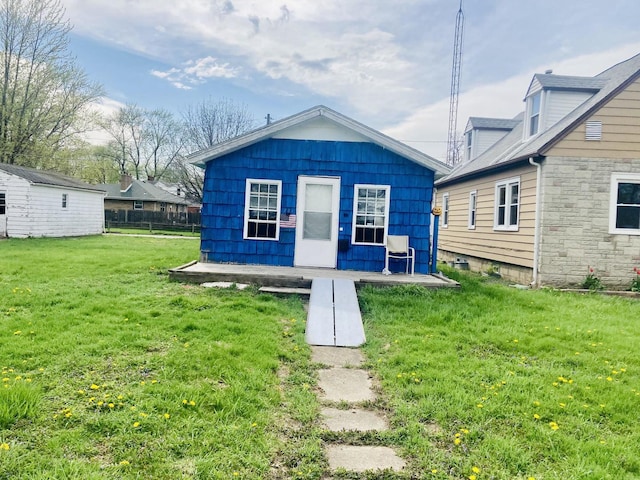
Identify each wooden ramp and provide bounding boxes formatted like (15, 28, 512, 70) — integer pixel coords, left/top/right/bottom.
(305, 278, 366, 347)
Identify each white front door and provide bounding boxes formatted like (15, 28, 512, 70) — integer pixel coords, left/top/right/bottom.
(294, 176, 341, 268)
(0, 191, 6, 237)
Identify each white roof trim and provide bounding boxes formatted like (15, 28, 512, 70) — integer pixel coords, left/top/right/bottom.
(187, 105, 451, 177)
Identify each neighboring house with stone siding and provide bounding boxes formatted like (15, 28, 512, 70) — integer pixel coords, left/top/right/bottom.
(436, 52, 640, 288)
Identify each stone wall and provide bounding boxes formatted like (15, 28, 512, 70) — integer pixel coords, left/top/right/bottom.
(538, 156, 640, 289)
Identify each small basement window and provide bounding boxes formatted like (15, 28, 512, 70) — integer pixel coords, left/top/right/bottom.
(244, 179, 281, 240)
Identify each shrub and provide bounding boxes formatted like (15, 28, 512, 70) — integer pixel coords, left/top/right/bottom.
(582, 266, 604, 291)
(632, 267, 640, 292)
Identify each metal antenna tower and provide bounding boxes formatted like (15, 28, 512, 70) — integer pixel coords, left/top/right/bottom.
(446, 0, 464, 166)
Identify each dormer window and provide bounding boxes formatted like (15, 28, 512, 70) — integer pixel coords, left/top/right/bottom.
(465, 130, 473, 161)
(529, 92, 541, 136)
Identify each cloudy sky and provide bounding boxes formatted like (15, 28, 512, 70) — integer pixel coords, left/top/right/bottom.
(64, 0, 640, 160)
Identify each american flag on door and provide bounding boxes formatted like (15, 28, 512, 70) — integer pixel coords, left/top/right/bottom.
(280, 213, 297, 228)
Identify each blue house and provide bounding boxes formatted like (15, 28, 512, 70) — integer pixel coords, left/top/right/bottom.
(188, 106, 451, 274)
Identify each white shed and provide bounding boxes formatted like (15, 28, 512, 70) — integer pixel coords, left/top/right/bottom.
(0, 164, 105, 238)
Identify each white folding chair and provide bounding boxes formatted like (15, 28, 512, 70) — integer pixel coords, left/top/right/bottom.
(383, 235, 415, 276)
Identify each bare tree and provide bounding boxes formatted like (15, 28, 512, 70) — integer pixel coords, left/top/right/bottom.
(0, 0, 103, 166)
(182, 97, 255, 151)
(177, 98, 255, 202)
(143, 108, 184, 181)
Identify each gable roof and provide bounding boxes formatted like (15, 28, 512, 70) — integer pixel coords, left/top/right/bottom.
(99, 179, 191, 205)
(187, 105, 451, 178)
(527, 74, 606, 95)
(438, 52, 640, 186)
(0, 163, 105, 192)
(466, 116, 521, 132)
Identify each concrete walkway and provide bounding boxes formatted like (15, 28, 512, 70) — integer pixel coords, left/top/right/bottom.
(312, 346, 406, 475)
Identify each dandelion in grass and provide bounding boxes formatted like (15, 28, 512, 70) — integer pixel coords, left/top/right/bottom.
(469, 475, 477, 480)
(431, 469, 438, 474)
(13, 331, 21, 335)
(90, 384, 100, 390)
(108, 403, 115, 409)
(0, 443, 9, 450)
(454, 437, 461, 446)
(163, 413, 170, 419)
(476, 403, 483, 408)
(472, 466, 481, 474)
(533, 413, 541, 420)
(549, 421, 559, 431)
(119, 460, 130, 466)
(133, 422, 140, 428)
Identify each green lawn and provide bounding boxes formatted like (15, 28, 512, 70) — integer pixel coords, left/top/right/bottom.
(1, 237, 639, 479)
(358, 270, 640, 480)
(0, 236, 318, 479)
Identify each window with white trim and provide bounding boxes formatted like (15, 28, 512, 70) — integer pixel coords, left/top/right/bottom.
(494, 178, 520, 231)
(352, 185, 390, 245)
(442, 193, 449, 227)
(465, 130, 473, 161)
(133, 200, 143, 210)
(0, 193, 6, 215)
(468, 190, 477, 229)
(528, 92, 541, 136)
(62, 193, 68, 209)
(244, 179, 281, 240)
(609, 173, 640, 235)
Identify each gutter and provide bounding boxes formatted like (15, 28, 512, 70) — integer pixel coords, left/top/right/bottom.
(529, 157, 542, 287)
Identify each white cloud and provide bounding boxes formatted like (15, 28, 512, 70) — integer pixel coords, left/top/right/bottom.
(383, 42, 640, 161)
(183, 56, 239, 79)
(151, 57, 239, 90)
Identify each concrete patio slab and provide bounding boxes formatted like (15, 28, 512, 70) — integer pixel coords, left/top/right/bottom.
(321, 407, 388, 432)
(326, 445, 406, 473)
(170, 261, 459, 289)
(311, 346, 364, 368)
(317, 368, 375, 403)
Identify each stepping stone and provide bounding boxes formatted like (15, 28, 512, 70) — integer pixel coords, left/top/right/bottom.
(321, 407, 388, 432)
(201, 281, 249, 290)
(326, 445, 406, 473)
(311, 346, 364, 367)
(317, 368, 375, 403)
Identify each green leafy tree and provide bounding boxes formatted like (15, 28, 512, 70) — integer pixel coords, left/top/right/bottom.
(0, 0, 103, 167)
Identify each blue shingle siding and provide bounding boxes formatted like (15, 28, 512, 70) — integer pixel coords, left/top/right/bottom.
(201, 138, 435, 273)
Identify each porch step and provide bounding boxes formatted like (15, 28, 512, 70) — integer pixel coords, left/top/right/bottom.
(258, 286, 311, 296)
(305, 278, 365, 347)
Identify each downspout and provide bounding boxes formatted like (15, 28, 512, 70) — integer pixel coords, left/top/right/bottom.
(528, 157, 542, 287)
